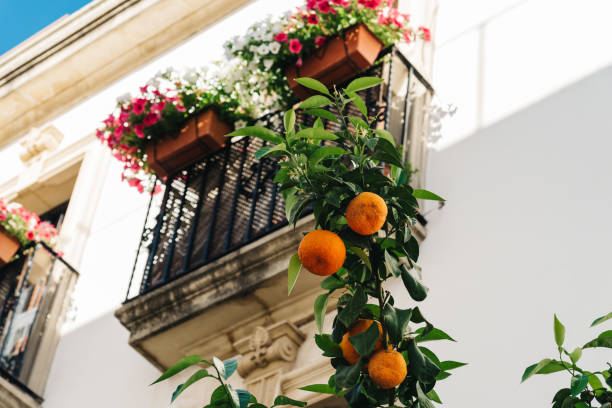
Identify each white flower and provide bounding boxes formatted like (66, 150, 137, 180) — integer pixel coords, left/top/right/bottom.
(183, 68, 198, 83)
(263, 59, 274, 70)
(268, 42, 281, 54)
(257, 44, 269, 55)
(116, 92, 132, 104)
(249, 45, 258, 53)
(234, 120, 247, 129)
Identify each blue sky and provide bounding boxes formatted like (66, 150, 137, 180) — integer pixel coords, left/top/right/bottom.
(0, 0, 92, 56)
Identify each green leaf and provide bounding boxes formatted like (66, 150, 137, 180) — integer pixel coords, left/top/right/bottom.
(284, 109, 296, 132)
(236, 389, 251, 408)
(554, 314, 566, 347)
(226, 126, 283, 144)
(315, 334, 343, 357)
(321, 274, 345, 291)
(305, 108, 339, 122)
(172, 369, 210, 401)
(337, 287, 367, 328)
(571, 374, 589, 397)
(349, 246, 372, 271)
(412, 189, 446, 201)
(406, 339, 440, 384)
(345, 77, 384, 93)
(346, 91, 368, 117)
(569, 347, 582, 364)
(416, 383, 436, 408)
(255, 143, 286, 160)
(299, 383, 340, 395)
(401, 264, 428, 302)
(296, 128, 339, 140)
(213, 356, 227, 379)
(299, 95, 332, 109)
(171, 384, 183, 403)
(415, 327, 456, 343)
(272, 395, 307, 407)
(522, 359, 571, 382)
(384, 250, 401, 277)
(373, 129, 395, 146)
(335, 361, 362, 388)
(288, 253, 301, 295)
(210, 385, 230, 405)
(426, 389, 442, 404)
(314, 293, 329, 334)
(372, 137, 403, 167)
(349, 320, 380, 356)
(591, 312, 612, 327)
(309, 146, 347, 167)
(439, 361, 467, 371)
(224, 360, 238, 379)
(295, 77, 331, 96)
(382, 305, 412, 345)
(151, 355, 202, 385)
(574, 402, 590, 408)
(588, 373, 604, 391)
(583, 330, 612, 349)
(553, 389, 571, 403)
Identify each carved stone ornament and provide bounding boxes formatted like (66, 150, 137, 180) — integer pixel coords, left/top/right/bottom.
(19, 125, 63, 163)
(235, 321, 306, 379)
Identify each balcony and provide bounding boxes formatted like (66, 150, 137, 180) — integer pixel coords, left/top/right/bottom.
(115, 47, 433, 394)
(0, 243, 78, 407)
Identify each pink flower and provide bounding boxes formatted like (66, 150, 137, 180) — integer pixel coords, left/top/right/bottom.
(114, 126, 124, 138)
(132, 98, 146, 115)
(134, 123, 145, 138)
(289, 38, 302, 54)
(26, 231, 35, 241)
(306, 0, 318, 10)
(139, 84, 149, 94)
(0, 213, 5, 221)
(307, 14, 319, 24)
(274, 32, 289, 42)
(296, 57, 303, 67)
(318, 1, 331, 13)
(176, 104, 186, 112)
(403, 29, 412, 43)
(103, 114, 116, 127)
(315, 36, 326, 47)
(332, 0, 348, 5)
(151, 101, 166, 113)
(419, 26, 431, 42)
(143, 113, 160, 127)
(358, 0, 382, 9)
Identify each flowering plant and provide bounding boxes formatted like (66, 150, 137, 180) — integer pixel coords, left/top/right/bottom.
(224, 0, 430, 110)
(0, 198, 58, 247)
(96, 68, 252, 193)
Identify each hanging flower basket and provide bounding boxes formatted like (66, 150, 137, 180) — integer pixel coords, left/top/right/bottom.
(145, 108, 232, 179)
(286, 23, 384, 100)
(0, 227, 20, 266)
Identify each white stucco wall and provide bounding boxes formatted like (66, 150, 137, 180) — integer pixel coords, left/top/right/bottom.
(414, 60, 612, 407)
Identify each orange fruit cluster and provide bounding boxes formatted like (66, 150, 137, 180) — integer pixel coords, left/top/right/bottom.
(368, 349, 408, 389)
(298, 230, 346, 276)
(345, 192, 388, 235)
(339, 319, 386, 366)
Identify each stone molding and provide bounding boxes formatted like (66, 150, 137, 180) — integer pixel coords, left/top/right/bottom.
(18, 125, 63, 164)
(0, 377, 40, 408)
(235, 321, 306, 379)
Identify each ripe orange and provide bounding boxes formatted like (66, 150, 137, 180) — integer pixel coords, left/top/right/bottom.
(368, 349, 407, 389)
(297, 230, 346, 276)
(340, 319, 385, 365)
(345, 192, 388, 235)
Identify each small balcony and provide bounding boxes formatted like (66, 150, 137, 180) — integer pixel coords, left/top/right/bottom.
(116, 47, 433, 377)
(0, 243, 78, 407)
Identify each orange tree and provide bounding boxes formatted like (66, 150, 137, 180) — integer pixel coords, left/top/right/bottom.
(226, 76, 465, 407)
(521, 313, 612, 407)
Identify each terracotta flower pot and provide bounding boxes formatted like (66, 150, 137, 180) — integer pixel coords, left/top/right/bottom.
(145, 108, 232, 179)
(286, 23, 384, 100)
(0, 227, 20, 266)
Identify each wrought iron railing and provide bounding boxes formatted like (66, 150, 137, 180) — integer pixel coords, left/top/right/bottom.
(0, 242, 79, 402)
(125, 47, 434, 300)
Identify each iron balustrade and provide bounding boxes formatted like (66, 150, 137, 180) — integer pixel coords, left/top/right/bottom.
(125, 47, 434, 300)
(0, 242, 79, 402)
